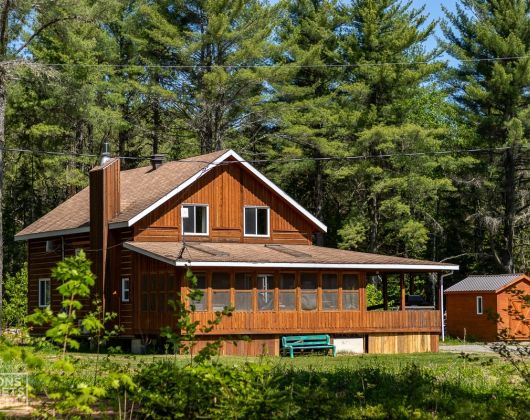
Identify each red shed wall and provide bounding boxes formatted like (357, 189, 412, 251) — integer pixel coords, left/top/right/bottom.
(497, 279, 530, 339)
(445, 292, 497, 341)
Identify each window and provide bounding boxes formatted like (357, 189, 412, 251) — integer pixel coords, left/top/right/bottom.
(257, 274, 274, 310)
(343, 274, 359, 310)
(212, 272, 230, 311)
(476, 296, 483, 315)
(121, 277, 130, 302)
(279, 273, 296, 311)
(190, 273, 207, 311)
(75, 248, 83, 256)
(235, 273, 253, 311)
(301, 273, 317, 311)
(244, 207, 269, 236)
(322, 274, 338, 310)
(38, 278, 51, 307)
(182, 205, 208, 235)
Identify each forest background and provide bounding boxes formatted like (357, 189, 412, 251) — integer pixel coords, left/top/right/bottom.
(1, 0, 529, 289)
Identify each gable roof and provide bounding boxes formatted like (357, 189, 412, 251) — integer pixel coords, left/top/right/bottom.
(444, 274, 528, 293)
(15, 149, 327, 241)
(124, 241, 460, 271)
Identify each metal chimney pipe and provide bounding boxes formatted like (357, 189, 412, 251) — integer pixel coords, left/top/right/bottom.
(101, 141, 111, 165)
(151, 154, 165, 170)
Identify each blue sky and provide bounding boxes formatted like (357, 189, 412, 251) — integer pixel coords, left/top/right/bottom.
(412, 0, 458, 52)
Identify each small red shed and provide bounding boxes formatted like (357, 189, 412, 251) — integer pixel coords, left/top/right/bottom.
(445, 274, 530, 342)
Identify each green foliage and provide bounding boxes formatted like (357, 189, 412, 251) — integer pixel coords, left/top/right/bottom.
(2, 263, 27, 328)
(366, 283, 383, 307)
(161, 268, 233, 363)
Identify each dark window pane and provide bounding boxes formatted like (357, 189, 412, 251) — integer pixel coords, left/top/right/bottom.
(212, 291, 230, 311)
(159, 293, 166, 312)
(257, 208, 268, 235)
(343, 292, 359, 310)
(150, 293, 156, 311)
(195, 206, 207, 233)
(279, 291, 296, 310)
(343, 275, 359, 290)
(141, 294, 148, 311)
(301, 292, 317, 310)
(322, 292, 338, 310)
(142, 274, 148, 292)
(245, 207, 256, 235)
(183, 205, 195, 233)
(258, 291, 274, 310)
(280, 273, 296, 289)
(167, 273, 176, 292)
(212, 272, 230, 289)
(235, 273, 252, 290)
(235, 292, 252, 311)
(301, 273, 317, 289)
(322, 274, 337, 289)
(257, 274, 273, 290)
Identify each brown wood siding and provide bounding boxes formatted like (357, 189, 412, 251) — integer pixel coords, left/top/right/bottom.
(189, 335, 280, 357)
(133, 163, 317, 244)
(132, 262, 439, 336)
(445, 292, 498, 341)
(368, 333, 436, 354)
(108, 228, 135, 334)
(89, 159, 121, 313)
(28, 233, 91, 332)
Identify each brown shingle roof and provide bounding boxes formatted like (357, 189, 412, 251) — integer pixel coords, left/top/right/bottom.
(123, 241, 458, 271)
(16, 150, 227, 240)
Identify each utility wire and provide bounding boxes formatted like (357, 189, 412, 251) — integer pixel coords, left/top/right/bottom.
(3, 144, 529, 165)
(1, 55, 529, 69)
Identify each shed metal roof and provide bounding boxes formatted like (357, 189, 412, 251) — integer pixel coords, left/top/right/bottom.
(444, 274, 526, 293)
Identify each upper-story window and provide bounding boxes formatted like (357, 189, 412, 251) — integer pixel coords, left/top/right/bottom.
(244, 206, 269, 236)
(182, 204, 208, 235)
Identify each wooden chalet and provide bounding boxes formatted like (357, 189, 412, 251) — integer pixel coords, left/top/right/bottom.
(16, 149, 458, 355)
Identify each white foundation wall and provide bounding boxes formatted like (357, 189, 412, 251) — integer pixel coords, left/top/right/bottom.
(333, 337, 365, 353)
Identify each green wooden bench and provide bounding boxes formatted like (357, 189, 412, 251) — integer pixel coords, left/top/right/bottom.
(281, 335, 336, 358)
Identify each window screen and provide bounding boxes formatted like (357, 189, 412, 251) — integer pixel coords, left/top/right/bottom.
(301, 273, 317, 311)
(343, 274, 359, 310)
(257, 274, 274, 310)
(212, 272, 230, 311)
(190, 273, 207, 311)
(235, 273, 253, 311)
(38, 279, 51, 307)
(322, 274, 338, 310)
(279, 273, 296, 311)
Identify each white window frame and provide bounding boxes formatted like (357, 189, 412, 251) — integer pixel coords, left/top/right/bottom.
(243, 206, 270, 237)
(476, 296, 483, 315)
(38, 278, 51, 308)
(181, 204, 209, 236)
(121, 277, 130, 303)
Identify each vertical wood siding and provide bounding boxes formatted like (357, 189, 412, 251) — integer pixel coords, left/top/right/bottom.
(133, 163, 317, 244)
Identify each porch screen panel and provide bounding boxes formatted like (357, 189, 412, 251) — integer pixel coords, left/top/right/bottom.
(149, 273, 157, 311)
(301, 273, 317, 311)
(257, 274, 274, 310)
(343, 274, 359, 310)
(190, 273, 207, 311)
(235, 273, 253, 311)
(322, 274, 338, 310)
(158, 272, 167, 312)
(212, 272, 230, 311)
(279, 273, 296, 311)
(167, 272, 177, 311)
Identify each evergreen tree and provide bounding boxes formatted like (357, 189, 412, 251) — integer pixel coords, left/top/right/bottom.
(336, 0, 455, 258)
(442, 0, 530, 272)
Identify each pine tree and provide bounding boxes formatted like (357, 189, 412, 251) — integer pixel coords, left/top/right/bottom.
(335, 0, 455, 258)
(442, 0, 530, 272)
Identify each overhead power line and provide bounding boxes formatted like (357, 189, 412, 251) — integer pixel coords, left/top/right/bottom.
(3, 145, 528, 165)
(1, 55, 529, 70)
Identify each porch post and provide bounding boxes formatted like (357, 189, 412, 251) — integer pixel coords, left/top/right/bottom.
(382, 274, 388, 310)
(400, 273, 406, 310)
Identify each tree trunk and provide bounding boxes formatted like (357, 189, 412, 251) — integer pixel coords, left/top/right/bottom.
(0, 74, 5, 334)
(501, 147, 516, 273)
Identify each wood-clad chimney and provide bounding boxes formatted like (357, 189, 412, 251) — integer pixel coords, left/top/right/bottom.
(89, 157, 120, 312)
